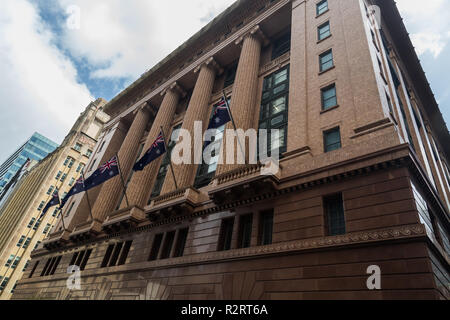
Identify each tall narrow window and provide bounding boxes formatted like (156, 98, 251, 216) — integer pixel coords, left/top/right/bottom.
(218, 218, 234, 251)
(160, 231, 175, 259)
(151, 125, 182, 199)
(27, 218, 36, 228)
(108, 242, 123, 267)
(117, 241, 132, 266)
(223, 62, 238, 88)
(319, 49, 334, 72)
(194, 101, 228, 189)
(173, 228, 189, 258)
(272, 32, 291, 60)
(29, 261, 39, 278)
(324, 193, 346, 236)
(386, 92, 394, 114)
(321, 84, 337, 110)
(80, 249, 93, 270)
(5, 255, 14, 267)
(316, 0, 328, 15)
(101, 244, 115, 268)
(259, 66, 289, 157)
(17, 236, 26, 247)
(149, 234, 164, 261)
(37, 201, 45, 211)
(46, 186, 54, 195)
(323, 127, 341, 152)
(259, 210, 274, 245)
(318, 21, 331, 41)
(237, 214, 253, 249)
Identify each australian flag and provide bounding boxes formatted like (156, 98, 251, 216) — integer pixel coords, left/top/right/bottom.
(207, 96, 231, 130)
(84, 156, 120, 190)
(41, 191, 60, 218)
(60, 176, 85, 209)
(133, 132, 166, 171)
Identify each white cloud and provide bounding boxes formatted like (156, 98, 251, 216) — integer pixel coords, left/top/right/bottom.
(56, 0, 236, 79)
(396, 0, 450, 58)
(0, 0, 94, 163)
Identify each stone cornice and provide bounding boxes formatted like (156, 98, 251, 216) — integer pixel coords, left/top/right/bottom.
(194, 57, 224, 75)
(25, 224, 428, 284)
(236, 25, 269, 46)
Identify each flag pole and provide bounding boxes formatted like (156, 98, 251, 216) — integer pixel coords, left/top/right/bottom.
(58, 207, 67, 231)
(160, 126, 178, 190)
(81, 171, 95, 222)
(115, 153, 130, 207)
(222, 90, 246, 163)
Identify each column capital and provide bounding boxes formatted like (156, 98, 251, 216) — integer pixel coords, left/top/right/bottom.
(161, 81, 187, 98)
(134, 101, 156, 118)
(194, 57, 224, 75)
(235, 25, 269, 47)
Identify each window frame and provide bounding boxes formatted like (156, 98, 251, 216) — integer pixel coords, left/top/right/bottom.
(323, 127, 342, 152)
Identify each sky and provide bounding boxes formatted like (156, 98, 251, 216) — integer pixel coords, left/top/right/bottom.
(0, 0, 448, 164)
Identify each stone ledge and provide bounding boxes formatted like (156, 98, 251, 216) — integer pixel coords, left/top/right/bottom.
(102, 206, 146, 234)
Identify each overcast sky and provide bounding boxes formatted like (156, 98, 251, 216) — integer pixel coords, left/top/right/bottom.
(0, 0, 448, 164)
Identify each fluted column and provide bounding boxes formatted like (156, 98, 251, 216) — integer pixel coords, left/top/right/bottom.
(161, 57, 222, 193)
(124, 83, 185, 208)
(217, 25, 265, 175)
(90, 106, 151, 222)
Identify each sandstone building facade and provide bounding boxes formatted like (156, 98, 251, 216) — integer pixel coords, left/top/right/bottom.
(13, 0, 450, 300)
(0, 99, 109, 299)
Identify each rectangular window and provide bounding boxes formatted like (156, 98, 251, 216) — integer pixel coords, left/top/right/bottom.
(85, 149, 93, 158)
(40, 258, 52, 276)
(55, 171, 62, 180)
(29, 261, 39, 278)
(37, 201, 45, 211)
(11, 256, 21, 269)
(117, 241, 132, 266)
(160, 231, 176, 259)
(149, 234, 164, 261)
(194, 102, 228, 189)
(80, 249, 93, 270)
(151, 125, 181, 198)
(5, 255, 14, 267)
(60, 173, 67, 182)
(108, 242, 123, 267)
(33, 241, 41, 250)
(319, 49, 334, 72)
(101, 244, 115, 268)
(17, 236, 26, 247)
(22, 260, 30, 272)
(259, 210, 274, 245)
(218, 218, 235, 251)
(48, 256, 62, 275)
(237, 214, 253, 249)
(33, 220, 41, 231)
(68, 158, 75, 168)
(259, 66, 290, 157)
(46, 186, 54, 195)
(0, 277, 9, 291)
(324, 193, 346, 236)
(76, 163, 85, 173)
(316, 0, 328, 15)
(321, 84, 337, 110)
(318, 21, 331, 41)
(43, 223, 51, 234)
(272, 32, 291, 60)
(68, 178, 75, 187)
(386, 92, 394, 114)
(63, 157, 70, 166)
(27, 218, 36, 228)
(70, 252, 79, 267)
(324, 127, 341, 152)
(173, 228, 189, 258)
(224, 62, 238, 88)
(74, 143, 82, 152)
(23, 237, 32, 249)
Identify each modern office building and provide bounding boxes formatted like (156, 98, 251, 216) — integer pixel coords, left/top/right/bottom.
(0, 133, 58, 194)
(0, 99, 109, 299)
(14, 0, 449, 300)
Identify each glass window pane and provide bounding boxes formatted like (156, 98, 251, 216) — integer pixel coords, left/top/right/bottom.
(271, 115, 285, 126)
(274, 69, 288, 85)
(271, 96, 286, 115)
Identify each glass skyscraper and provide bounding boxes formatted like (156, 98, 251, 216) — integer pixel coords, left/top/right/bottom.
(0, 132, 58, 193)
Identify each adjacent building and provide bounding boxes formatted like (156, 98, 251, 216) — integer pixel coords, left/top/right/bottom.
(0, 133, 58, 195)
(0, 98, 109, 299)
(14, 0, 450, 300)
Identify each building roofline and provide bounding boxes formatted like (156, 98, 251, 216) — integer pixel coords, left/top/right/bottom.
(377, 0, 450, 161)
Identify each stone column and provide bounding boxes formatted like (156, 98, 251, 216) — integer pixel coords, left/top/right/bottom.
(124, 83, 185, 208)
(217, 25, 266, 175)
(90, 106, 151, 222)
(161, 57, 223, 194)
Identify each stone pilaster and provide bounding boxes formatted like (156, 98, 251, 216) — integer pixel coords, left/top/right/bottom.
(124, 83, 185, 208)
(217, 25, 265, 175)
(90, 106, 151, 222)
(161, 58, 222, 193)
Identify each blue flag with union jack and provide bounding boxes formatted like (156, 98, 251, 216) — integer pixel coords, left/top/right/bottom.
(207, 96, 231, 130)
(84, 156, 120, 190)
(133, 132, 166, 171)
(60, 176, 85, 209)
(41, 190, 60, 218)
